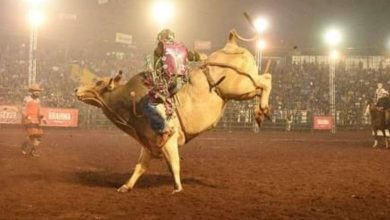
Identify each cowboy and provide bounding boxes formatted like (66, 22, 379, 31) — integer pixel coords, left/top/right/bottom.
(374, 83, 390, 125)
(21, 84, 46, 157)
(375, 83, 389, 104)
(143, 29, 189, 146)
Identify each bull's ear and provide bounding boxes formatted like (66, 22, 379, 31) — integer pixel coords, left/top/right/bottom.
(107, 78, 115, 90)
(107, 70, 123, 90)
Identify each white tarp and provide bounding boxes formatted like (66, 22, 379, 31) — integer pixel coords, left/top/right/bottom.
(115, 33, 133, 45)
(58, 13, 77, 21)
(98, 0, 109, 5)
(194, 40, 212, 50)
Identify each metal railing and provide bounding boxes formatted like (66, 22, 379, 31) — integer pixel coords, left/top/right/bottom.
(75, 100, 371, 132)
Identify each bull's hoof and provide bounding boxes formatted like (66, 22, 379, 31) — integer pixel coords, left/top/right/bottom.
(117, 185, 131, 193)
(171, 188, 183, 194)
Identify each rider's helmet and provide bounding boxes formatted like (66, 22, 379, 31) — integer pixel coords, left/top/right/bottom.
(157, 29, 175, 43)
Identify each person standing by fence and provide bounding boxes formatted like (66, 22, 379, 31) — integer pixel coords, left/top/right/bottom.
(21, 84, 46, 157)
(374, 83, 390, 125)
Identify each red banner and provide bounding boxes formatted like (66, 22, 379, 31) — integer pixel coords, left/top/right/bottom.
(313, 116, 334, 130)
(41, 108, 78, 127)
(0, 106, 78, 127)
(0, 105, 21, 124)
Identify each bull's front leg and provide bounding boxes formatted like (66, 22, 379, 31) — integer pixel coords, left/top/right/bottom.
(257, 73, 272, 111)
(118, 147, 152, 193)
(161, 136, 183, 194)
(253, 73, 272, 126)
(383, 129, 388, 149)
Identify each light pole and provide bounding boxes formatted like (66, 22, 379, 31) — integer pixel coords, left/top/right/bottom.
(251, 17, 269, 132)
(256, 39, 266, 71)
(27, 9, 44, 86)
(324, 28, 342, 134)
(386, 39, 390, 56)
(253, 17, 268, 72)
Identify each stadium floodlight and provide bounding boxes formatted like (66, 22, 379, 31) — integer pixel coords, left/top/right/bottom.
(257, 39, 266, 50)
(28, 9, 44, 27)
(152, 0, 175, 26)
(324, 28, 342, 47)
(253, 17, 269, 33)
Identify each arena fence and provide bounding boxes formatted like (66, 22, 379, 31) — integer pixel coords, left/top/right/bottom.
(74, 100, 371, 132)
(0, 102, 371, 132)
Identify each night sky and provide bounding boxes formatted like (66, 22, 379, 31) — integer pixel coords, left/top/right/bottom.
(0, 0, 389, 51)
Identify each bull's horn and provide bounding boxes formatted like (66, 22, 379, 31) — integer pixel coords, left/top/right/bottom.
(114, 70, 123, 82)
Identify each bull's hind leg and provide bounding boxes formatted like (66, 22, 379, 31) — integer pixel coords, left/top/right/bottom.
(118, 147, 152, 193)
(384, 129, 389, 149)
(161, 138, 183, 194)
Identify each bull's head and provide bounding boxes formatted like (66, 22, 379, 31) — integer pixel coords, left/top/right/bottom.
(75, 71, 123, 108)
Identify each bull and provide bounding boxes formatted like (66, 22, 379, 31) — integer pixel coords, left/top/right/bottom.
(75, 31, 272, 193)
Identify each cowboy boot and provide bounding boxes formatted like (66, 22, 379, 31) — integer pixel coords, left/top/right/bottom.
(21, 141, 28, 155)
(29, 144, 40, 157)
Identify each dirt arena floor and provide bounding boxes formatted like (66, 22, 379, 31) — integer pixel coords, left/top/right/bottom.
(0, 128, 389, 220)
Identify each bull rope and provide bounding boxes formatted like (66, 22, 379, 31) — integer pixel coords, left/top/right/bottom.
(130, 92, 144, 118)
(85, 90, 141, 140)
(202, 61, 261, 89)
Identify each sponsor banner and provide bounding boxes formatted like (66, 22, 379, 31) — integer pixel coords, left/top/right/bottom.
(97, 0, 109, 5)
(41, 108, 78, 127)
(58, 13, 77, 21)
(115, 32, 133, 45)
(194, 40, 211, 50)
(0, 105, 21, 124)
(0, 106, 78, 127)
(313, 116, 333, 130)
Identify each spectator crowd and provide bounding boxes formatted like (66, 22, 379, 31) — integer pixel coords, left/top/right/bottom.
(1, 41, 389, 127)
(0, 41, 144, 108)
(271, 61, 390, 126)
